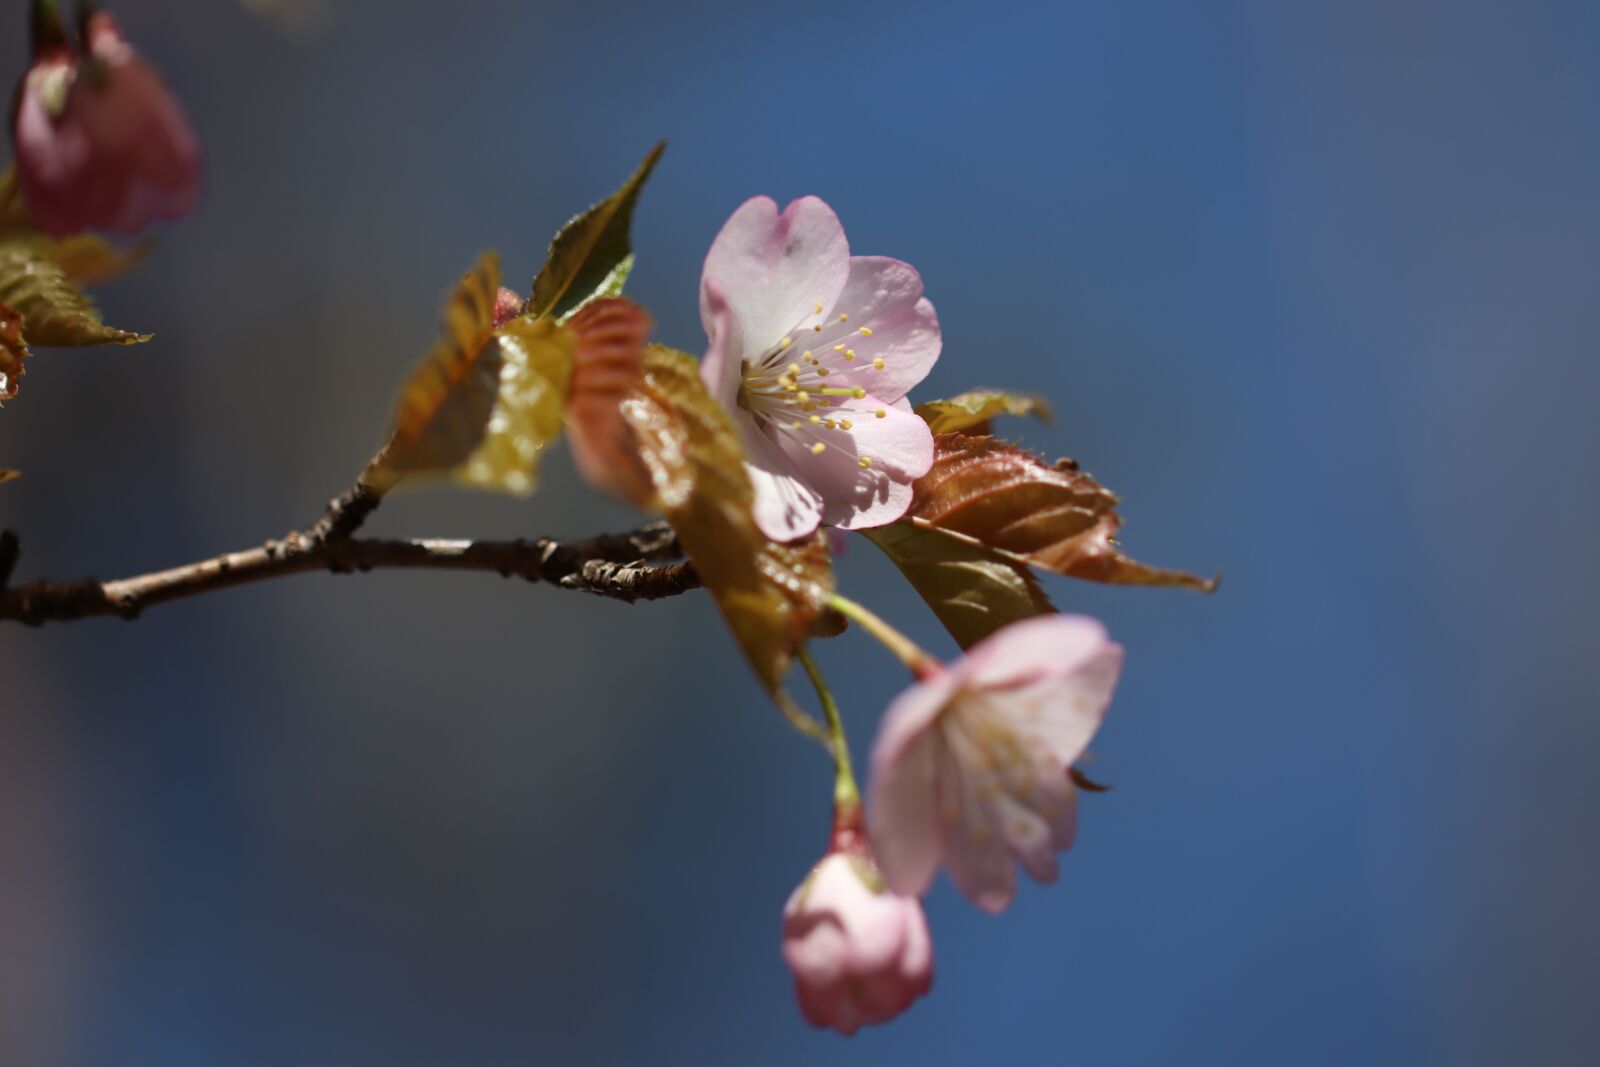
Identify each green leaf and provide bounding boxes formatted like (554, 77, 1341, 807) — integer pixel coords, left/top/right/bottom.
(914, 389, 1055, 436)
(0, 237, 150, 348)
(373, 252, 576, 495)
(620, 344, 833, 689)
(527, 143, 664, 323)
(864, 521, 1055, 649)
(905, 433, 1217, 591)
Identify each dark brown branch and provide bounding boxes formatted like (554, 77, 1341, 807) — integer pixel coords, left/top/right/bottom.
(0, 521, 696, 627)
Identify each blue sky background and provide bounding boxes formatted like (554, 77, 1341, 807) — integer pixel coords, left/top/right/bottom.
(2, 0, 1598, 1063)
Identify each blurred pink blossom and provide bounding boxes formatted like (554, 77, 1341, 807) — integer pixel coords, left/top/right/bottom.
(12, 5, 200, 237)
(868, 615, 1124, 913)
(699, 196, 939, 542)
(781, 841, 933, 1035)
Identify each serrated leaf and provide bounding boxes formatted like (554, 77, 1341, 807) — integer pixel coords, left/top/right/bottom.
(0, 302, 27, 402)
(865, 521, 1055, 649)
(527, 143, 664, 323)
(915, 389, 1055, 436)
(0, 237, 149, 347)
(620, 344, 832, 689)
(906, 433, 1217, 591)
(566, 296, 654, 505)
(373, 252, 576, 495)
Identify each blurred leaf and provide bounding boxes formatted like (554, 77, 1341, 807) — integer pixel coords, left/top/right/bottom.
(621, 344, 832, 689)
(915, 389, 1055, 436)
(527, 143, 664, 323)
(373, 252, 576, 495)
(0, 237, 149, 347)
(41, 233, 152, 286)
(0, 469, 17, 484)
(0, 302, 27, 402)
(864, 521, 1055, 649)
(566, 296, 653, 505)
(906, 433, 1217, 591)
(0, 167, 29, 234)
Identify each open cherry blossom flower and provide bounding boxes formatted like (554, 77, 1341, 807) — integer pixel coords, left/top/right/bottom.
(866, 615, 1124, 913)
(782, 845, 934, 1035)
(699, 196, 939, 542)
(12, 2, 200, 237)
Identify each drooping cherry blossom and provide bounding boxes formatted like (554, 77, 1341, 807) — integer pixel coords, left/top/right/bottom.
(867, 615, 1124, 913)
(12, 2, 200, 237)
(782, 844, 934, 1035)
(699, 196, 939, 542)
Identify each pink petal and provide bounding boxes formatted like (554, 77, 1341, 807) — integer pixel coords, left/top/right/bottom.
(742, 414, 824, 542)
(868, 670, 959, 897)
(699, 196, 849, 356)
(771, 397, 933, 531)
(823, 257, 941, 402)
(936, 736, 1018, 913)
(697, 277, 746, 405)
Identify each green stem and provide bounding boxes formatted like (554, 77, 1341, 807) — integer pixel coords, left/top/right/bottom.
(798, 647, 860, 817)
(827, 594, 942, 680)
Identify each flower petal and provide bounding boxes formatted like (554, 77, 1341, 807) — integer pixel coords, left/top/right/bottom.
(743, 414, 824, 542)
(936, 732, 1018, 913)
(823, 257, 941, 402)
(699, 196, 849, 356)
(773, 397, 934, 531)
(697, 277, 746, 406)
(868, 669, 959, 897)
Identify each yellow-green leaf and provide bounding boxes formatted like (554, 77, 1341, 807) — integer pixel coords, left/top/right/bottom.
(864, 521, 1055, 649)
(527, 143, 664, 323)
(620, 344, 832, 689)
(0, 301, 27, 402)
(0, 167, 30, 235)
(915, 389, 1055, 436)
(41, 233, 152, 286)
(0, 237, 149, 348)
(372, 252, 576, 495)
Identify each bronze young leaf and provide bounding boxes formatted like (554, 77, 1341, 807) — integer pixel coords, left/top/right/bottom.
(0, 302, 25, 402)
(904, 433, 1217, 591)
(373, 252, 576, 495)
(527, 143, 665, 324)
(619, 344, 833, 690)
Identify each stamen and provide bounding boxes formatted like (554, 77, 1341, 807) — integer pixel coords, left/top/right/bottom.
(778, 336, 793, 349)
(787, 362, 802, 376)
(875, 408, 887, 419)
(872, 357, 886, 370)
(857, 457, 872, 468)
(811, 442, 827, 455)
(837, 313, 848, 322)
(844, 348, 856, 360)
(839, 418, 853, 430)
(814, 302, 824, 314)
(809, 415, 822, 425)
(816, 367, 829, 377)
(852, 387, 866, 399)
(833, 344, 846, 352)
(858, 326, 873, 337)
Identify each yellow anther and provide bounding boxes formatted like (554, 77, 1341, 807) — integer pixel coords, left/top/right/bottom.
(823, 419, 837, 429)
(844, 348, 856, 360)
(778, 336, 793, 349)
(814, 302, 824, 314)
(801, 400, 817, 412)
(834, 344, 846, 351)
(852, 387, 867, 399)
(857, 456, 872, 469)
(872, 357, 886, 370)
(816, 367, 830, 377)
(789, 420, 804, 430)
(813, 324, 823, 332)
(787, 362, 802, 376)
(839, 418, 853, 430)
(837, 313, 849, 322)
(875, 408, 887, 419)
(801, 350, 812, 360)
(858, 326, 873, 337)
(795, 391, 811, 403)
(809, 415, 823, 425)
(811, 442, 827, 455)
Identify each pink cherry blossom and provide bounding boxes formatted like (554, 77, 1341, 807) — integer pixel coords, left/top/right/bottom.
(867, 615, 1124, 913)
(12, 7, 200, 237)
(699, 197, 939, 542)
(782, 846, 934, 1035)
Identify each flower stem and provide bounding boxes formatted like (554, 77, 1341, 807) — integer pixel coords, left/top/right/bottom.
(827, 594, 941, 680)
(798, 647, 860, 818)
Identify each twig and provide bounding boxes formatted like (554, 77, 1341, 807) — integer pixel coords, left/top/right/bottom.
(0, 521, 694, 627)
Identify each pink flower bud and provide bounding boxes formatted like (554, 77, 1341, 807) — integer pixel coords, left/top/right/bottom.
(11, 7, 200, 237)
(781, 845, 934, 1035)
(491, 287, 524, 328)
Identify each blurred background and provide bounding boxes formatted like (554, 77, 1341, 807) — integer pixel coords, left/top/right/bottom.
(3, 0, 1598, 1063)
